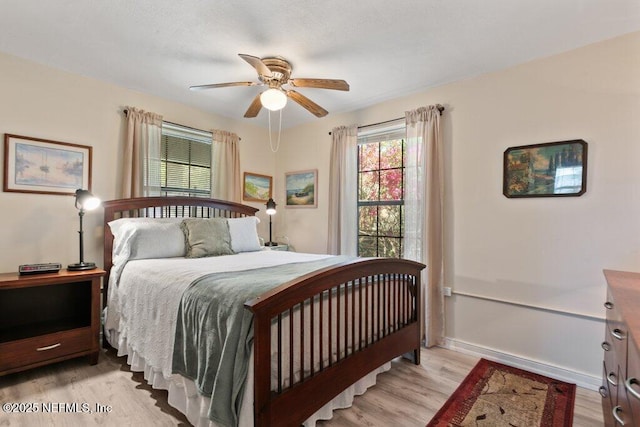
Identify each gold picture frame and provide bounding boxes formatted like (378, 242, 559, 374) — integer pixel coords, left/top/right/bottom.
(242, 172, 273, 202)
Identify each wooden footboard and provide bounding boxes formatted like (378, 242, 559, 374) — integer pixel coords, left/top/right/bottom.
(245, 258, 424, 427)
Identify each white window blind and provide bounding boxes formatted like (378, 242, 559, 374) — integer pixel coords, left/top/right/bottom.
(357, 122, 405, 145)
(160, 122, 212, 197)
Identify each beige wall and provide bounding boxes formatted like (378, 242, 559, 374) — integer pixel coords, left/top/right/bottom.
(276, 31, 640, 385)
(0, 52, 276, 272)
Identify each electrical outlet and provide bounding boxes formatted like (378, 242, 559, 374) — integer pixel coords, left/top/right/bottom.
(443, 287, 452, 297)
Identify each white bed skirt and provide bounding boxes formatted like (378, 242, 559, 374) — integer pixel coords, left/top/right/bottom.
(107, 329, 390, 427)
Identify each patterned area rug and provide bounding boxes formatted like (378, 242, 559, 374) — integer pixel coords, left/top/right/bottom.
(427, 359, 576, 427)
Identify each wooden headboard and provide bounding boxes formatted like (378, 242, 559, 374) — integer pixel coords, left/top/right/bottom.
(102, 196, 259, 308)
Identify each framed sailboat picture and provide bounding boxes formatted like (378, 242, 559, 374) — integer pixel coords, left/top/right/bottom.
(3, 134, 92, 195)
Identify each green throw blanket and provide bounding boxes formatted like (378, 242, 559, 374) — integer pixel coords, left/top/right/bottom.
(172, 256, 352, 427)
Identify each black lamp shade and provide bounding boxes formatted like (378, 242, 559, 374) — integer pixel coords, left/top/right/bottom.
(266, 198, 277, 215)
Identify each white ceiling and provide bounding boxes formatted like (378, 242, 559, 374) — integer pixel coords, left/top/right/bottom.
(1, 1, 639, 129)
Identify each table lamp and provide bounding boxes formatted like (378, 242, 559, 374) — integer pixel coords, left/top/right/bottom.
(265, 198, 278, 247)
(68, 189, 101, 271)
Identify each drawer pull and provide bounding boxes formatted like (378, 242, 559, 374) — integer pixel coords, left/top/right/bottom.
(612, 406, 625, 425)
(602, 341, 611, 351)
(599, 386, 608, 398)
(611, 329, 626, 340)
(36, 343, 61, 352)
(608, 372, 618, 387)
(625, 377, 640, 401)
(605, 301, 614, 309)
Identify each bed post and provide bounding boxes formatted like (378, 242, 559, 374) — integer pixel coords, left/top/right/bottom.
(252, 310, 272, 426)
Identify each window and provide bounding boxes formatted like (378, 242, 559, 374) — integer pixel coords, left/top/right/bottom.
(357, 124, 405, 258)
(160, 122, 212, 197)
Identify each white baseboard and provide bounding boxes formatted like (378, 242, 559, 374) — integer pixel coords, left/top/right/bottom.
(441, 337, 601, 391)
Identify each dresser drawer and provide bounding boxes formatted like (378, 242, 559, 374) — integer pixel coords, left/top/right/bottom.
(626, 337, 640, 426)
(606, 317, 628, 349)
(601, 362, 613, 409)
(607, 366, 620, 410)
(605, 289, 624, 332)
(606, 322, 629, 374)
(602, 362, 616, 427)
(603, 324, 627, 386)
(614, 365, 635, 427)
(0, 327, 92, 373)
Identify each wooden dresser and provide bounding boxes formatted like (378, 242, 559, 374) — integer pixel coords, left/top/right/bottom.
(602, 270, 640, 426)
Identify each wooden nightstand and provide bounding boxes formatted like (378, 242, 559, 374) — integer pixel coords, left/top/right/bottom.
(0, 268, 105, 376)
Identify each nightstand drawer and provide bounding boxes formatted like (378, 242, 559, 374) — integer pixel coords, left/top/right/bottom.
(0, 327, 92, 373)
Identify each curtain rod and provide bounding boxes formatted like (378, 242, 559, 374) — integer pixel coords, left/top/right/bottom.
(328, 104, 444, 135)
(123, 109, 241, 140)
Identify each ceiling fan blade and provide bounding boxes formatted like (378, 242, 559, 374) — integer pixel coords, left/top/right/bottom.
(190, 82, 256, 91)
(286, 90, 328, 117)
(244, 93, 263, 118)
(239, 54, 273, 78)
(289, 78, 350, 91)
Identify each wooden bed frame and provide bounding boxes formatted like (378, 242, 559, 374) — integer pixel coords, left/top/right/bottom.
(103, 196, 425, 427)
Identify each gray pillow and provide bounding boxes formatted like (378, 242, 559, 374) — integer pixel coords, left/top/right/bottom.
(180, 218, 235, 258)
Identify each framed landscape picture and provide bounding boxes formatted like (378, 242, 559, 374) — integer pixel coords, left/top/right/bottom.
(285, 169, 317, 208)
(503, 139, 587, 198)
(243, 172, 272, 202)
(3, 134, 92, 196)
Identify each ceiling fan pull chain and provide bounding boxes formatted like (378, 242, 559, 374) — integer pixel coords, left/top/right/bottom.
(268, 109, 282, 153)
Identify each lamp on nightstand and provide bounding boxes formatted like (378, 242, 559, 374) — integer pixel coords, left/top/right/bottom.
(265, 198, 278, 247)
(68, 189, 101, 271)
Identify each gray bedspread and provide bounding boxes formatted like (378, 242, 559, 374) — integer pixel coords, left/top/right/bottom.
(172, 255, 352, 427)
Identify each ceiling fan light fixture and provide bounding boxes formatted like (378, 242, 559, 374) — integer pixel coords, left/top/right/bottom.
(260, 88, 287, 111)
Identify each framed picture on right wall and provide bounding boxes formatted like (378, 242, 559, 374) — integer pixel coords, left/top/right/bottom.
(285, 169, 317, 208)
(503, 139, 587, 198)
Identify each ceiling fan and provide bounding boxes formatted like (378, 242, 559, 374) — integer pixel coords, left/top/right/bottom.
(189, 54, 350, 118)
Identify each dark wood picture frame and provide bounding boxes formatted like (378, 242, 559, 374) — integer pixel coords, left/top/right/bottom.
(4, 134, 92, 196)
(503, 139, 587, 198)
(242, 172, 273, 202)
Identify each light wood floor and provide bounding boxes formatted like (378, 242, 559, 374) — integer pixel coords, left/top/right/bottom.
(0, 346, 603, 426)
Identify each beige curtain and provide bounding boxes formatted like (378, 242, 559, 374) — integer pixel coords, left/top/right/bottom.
(404, 105, 443, 347)
(121, 107, 163, 198)
(211, 129, 240, 202)
(327, 125, 358, 255)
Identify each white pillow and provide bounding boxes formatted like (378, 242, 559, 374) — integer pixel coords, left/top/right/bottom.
(108, 217, 183, 237)
(227, 217, 261, 253)
(109, 219, 186, 260)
